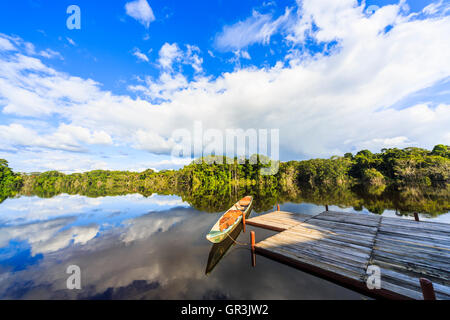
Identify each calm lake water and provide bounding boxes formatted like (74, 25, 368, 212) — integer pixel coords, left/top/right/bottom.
(0, 194, 448, 299)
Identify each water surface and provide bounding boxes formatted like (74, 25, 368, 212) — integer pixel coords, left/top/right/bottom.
(0, 194, 448, 299)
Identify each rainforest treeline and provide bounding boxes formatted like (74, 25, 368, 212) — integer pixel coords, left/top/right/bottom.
(0, 145, 449, 213)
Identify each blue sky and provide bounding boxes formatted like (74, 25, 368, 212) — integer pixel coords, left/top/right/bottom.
(0, 0, 449, 172)
(0, 0, 298, 94)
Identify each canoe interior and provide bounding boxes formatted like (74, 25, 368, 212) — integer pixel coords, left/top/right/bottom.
(206, 196, 253, 243)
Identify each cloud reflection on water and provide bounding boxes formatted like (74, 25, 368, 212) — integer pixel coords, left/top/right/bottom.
(0, 194, 364, 299)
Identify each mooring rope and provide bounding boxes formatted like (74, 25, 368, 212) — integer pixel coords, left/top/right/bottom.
(225, 231, 250, 246)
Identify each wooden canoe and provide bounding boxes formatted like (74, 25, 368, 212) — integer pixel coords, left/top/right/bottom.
(206, 196, 253, 243)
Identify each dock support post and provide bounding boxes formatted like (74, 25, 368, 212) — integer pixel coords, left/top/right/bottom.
(242, 211, 246, 233)
(420, 278, 436, 300)
(277, 204, 280, 211)
(250, 231, 256, 267)
(325, 204, 329, 211)
(414, 212, 420, 222)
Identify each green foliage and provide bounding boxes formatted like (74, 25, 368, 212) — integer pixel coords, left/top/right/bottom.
(431, 144, 450, 158)
(1, 146, 449, 215)
(0, 159, 23, 202)
(345, 145, 450, 187)
(361, 168, 385, 186)
(350, 149, 383, 178)
(296, 157, 353, 187)
(183, 154, 279, 194)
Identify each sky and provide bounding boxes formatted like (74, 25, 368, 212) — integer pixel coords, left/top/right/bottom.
(0, 0, 449, 173)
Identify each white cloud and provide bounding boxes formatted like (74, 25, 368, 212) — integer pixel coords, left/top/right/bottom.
(423, 0, 450, 16)
(128, 43, 203, 101)
(423, 1, 442, 15)
(134, 129, 175, 154)
(0, 36, 16, 51)
(0, 219, 99, 256)
(39, 48, 63, 60)
(241, 51, 251, 59)
(0, 195, 102, 224)
(185, 45, 203, 73)
(0, 218, 69, 249)
(32, 225, 99, 255)
(125, 0, 156, 28)
(120, 212, 187, 243)
(55, 124, 113, 145)
(157, 42, 203, 73)
(0, 195, 191, 259)
(158, 42, 182, 70)
(0, 123, 112, 152)
(0, 52, 101, 116)
(66, 37, 76, 46)
(0, 34, 62, 60)
(350, 136, 411, 153)
(215, 8, 293, 51)
(235, 50, 251, 60)
(129, 72, 189, 102)
(1, 150, 110, 173)
(0, 194, 188, 226)
(132, 47, 149, 62)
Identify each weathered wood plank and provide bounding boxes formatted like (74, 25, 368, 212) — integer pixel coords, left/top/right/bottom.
(257, 241, 365, 281)
(379, 223, 450, 239)
(378, 225, 450, 244)
(313, 212, 381, 228)
(376, 267, 450, 298)
(283, 225, 376, 250)
(298, 221, 378, 242)
(319, 210, 381, 221)
(254, 216, 305, 227)
(246, 211, 312, 230)
(376, 278, 424, 300)
(295, 220, 377, 236)
(246, 218, 294, 230)
(262, 236, 370, 268)
(248, 218, 293, 229)
(306, 217, 379, 234)
(372, 251, 450, 280)
(375, 232, 450, 251)
(266, 231, 371, 260)
(250, 209, 450, 300)
(250, 211, 312, 222)
(373, 239, 450, 264)
(381, 216, 450, 233)
(321, 210, 381, 220)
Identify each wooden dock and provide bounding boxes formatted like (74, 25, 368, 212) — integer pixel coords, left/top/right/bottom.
(246, 210, 450, 300)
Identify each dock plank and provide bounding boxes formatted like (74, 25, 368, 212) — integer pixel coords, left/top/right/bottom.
(246, 211, 312, 231)
(257, 241, 364, 281)
(377, 267, 450, 299)
(264, 230, 371, 262)
(248, 209, 450, 300)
